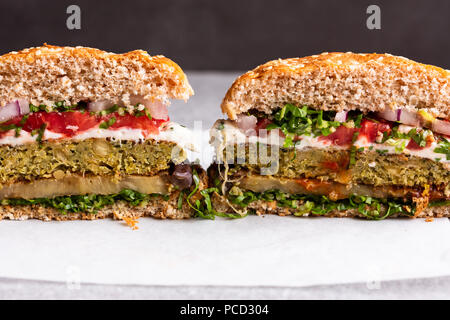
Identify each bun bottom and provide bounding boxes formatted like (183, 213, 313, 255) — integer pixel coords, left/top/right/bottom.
(212, 193, 450, 219)
(0, 169, 209, 221)
(0, 192, 193, 221)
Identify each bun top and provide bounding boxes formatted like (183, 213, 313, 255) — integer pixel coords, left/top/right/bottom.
(0, 44, 193, 108)
(221, 52, 450, 120)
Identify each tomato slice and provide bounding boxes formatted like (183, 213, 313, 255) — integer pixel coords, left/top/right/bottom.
(406, 139, 422, 150)
(109, 113, 167, 136)
(406, 137, 432, 150)
(21, 113, 45, 132)
(255, 118, 273, 135)
(20, 111, 99, 137)
(319, 119, 392, 146)
(45, 112, 99, 136)
(0, 110, 168, 139)
(359, 119, 391, 143)
(319, 125, 358, 146)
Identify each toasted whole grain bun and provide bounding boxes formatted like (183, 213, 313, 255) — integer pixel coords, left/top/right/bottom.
(0, 44, 193, 108)
(0, 193, 192, 221)
(221, 52, 450, 120)
(211, 193, 450, 219)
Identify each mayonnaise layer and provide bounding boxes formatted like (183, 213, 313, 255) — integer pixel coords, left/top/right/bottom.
(0, 121, 196, 151)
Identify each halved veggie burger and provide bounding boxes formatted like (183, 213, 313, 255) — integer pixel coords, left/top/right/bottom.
(0, 44, 207, 221)
(210, 52, 449, 219)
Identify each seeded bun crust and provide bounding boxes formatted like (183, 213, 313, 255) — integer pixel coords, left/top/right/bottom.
(0, 44, 193, 108)
(221, 52, 450, 120)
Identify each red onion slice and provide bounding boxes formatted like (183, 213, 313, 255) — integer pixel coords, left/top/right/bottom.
(87, 100, 115, 112)
(377, 107, 450, 136)
(236, 114, 257, 135)
(376, 108, 399, 122)
(15, 100, 20, 115)
(399, 110, 420, 126)
(377, 108, 420, 126)
(142, 100, 169, 120)
(432, 119, 450, 136)
(0, 100, 30, 123)
(88, 97, 169, 120)
(129, 96, 169, 120)
(334, 111, 348, 122)
(17, 99, 29, 115)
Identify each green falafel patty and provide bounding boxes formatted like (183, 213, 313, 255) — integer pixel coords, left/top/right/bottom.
(223, 145, 450, 190)
(0, 139, 186, 185)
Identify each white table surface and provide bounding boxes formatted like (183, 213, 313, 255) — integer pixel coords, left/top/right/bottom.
(1, 72, 449, 300)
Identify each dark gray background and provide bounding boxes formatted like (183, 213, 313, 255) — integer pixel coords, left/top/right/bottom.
(0, 0, 448, 70)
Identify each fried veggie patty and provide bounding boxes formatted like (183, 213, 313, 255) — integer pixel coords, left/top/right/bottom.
(223, 144, 450, 189)
(0, 139, 186, 184)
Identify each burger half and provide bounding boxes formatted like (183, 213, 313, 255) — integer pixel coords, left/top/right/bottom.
(0, 44, 208, 221)
(210, 52, 450, 219)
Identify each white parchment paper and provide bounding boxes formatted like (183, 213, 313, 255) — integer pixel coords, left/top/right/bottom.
(0, 216, 449, 287)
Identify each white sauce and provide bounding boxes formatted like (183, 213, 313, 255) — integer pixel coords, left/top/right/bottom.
(211, 120, 339, 150)
(0, 121, 196, 151)
(212, 119, 449, 164)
